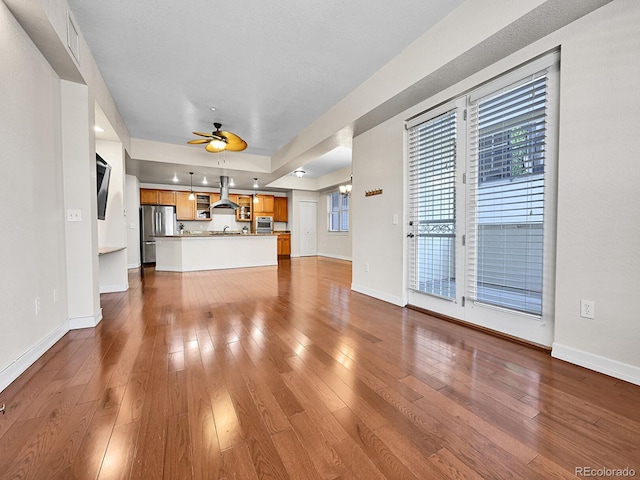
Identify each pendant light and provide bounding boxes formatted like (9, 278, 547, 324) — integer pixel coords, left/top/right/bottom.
(253, 178, 259, 203)
(188, 172, 195, 201)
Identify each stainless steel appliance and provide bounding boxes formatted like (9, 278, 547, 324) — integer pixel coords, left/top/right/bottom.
(255, 216, 273, 234)
(141, 205, 176, 263)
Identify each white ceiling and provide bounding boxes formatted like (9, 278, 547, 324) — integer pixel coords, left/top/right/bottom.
(66, 0, 464, 189)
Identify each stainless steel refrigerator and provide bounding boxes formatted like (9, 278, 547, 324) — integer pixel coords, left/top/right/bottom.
(140, 205, 176, 264)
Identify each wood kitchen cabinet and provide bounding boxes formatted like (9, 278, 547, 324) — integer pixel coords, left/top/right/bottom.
(273, 196, 288, 222)
(157, 190, 176, 206)
(277, 233, 291, 257)
(176, 192, 194, 220)
(140, 189, 175, 206)
(140, 189, 158, 205)
(253, 194, 274, 216)
(176, 192, 212, 220)
(235, 195, 253, 221)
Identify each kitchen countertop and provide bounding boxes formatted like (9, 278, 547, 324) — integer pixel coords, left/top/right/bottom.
(156, 232, 277, 237)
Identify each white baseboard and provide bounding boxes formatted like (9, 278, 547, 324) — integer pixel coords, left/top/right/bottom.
(351, 283, 406, 307)
(99, 283, 129, 294)
(0, 322, 68, 392)
(318, 253, 352, 262)
(0, 309, 104, 392)
(68, 309, 103, 330)
(128, 262, 141, 269)
(552, 342, 640, 386)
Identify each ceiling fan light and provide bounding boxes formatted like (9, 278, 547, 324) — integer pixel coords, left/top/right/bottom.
(294, 169, 305, 178)
(209, 138, 226, 150)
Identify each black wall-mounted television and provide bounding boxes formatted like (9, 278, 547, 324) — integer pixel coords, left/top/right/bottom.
(96, 153, 111, 220)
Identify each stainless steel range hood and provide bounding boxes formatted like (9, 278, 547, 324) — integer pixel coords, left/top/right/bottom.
(211, 176, 239, 209)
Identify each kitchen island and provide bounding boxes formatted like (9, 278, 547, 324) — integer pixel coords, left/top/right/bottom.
(155, 233, 277, 272)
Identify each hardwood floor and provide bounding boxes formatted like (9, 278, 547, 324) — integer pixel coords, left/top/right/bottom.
(1, 257, 639, 479)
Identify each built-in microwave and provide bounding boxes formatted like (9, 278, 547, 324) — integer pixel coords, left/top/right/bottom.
(255, 216, 273, 234)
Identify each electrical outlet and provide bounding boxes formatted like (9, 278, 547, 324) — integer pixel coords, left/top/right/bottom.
(66, 209, 82, 222)
(580, 300, 595, 319)
(53, 289, 58, 304)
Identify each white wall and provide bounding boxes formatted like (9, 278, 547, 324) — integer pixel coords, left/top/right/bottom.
(1, 0, 130, 391)
(96, 140, 128, 292)
(551, 1, 640, 384)
(125, 174, 141, 268)
(0, 1, 69, 390)
(350, 0, 640, 383)
(351, 124, 406, 306)
(96, 140, 126, 248)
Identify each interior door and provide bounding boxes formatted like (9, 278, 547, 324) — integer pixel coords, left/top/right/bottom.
(299, 201, 317, 256)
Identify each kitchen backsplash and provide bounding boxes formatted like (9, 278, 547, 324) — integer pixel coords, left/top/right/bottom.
(181, 213, 286, 232)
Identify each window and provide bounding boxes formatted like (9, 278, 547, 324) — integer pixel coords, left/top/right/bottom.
(328, 192, 349, 232)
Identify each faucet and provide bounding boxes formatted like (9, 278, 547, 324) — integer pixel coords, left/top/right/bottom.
(223, 225, 229, 233)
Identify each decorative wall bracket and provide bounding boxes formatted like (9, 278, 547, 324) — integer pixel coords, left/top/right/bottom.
(365, 188, 383, 197)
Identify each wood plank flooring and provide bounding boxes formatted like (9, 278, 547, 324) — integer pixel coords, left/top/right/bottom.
(1, 257, 639, 479)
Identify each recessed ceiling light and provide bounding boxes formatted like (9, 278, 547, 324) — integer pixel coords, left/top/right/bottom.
(202, 176, 208, 185)
(210, 107, 216, 111)
(229, 178, 235, 187)
(94, 125, 104, 133)
(172, 174, 179, 182)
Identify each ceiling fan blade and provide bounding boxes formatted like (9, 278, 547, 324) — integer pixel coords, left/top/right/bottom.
(219, 131, 243, 144)
(205, 143, 225, 153)
(192, 131, 214, 138)
(187, 139, 210, 144)
(224, 140, 248, 151)
(219, 131, 248, 151)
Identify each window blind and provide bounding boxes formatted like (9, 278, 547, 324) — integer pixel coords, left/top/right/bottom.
(466, 73, 548, 315)
(408, 110, 457, 299)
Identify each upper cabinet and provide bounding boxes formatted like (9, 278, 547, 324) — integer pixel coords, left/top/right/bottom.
(142, 188, 285, 222)
(195, 193, 212, 220)
(253, 195, 274, 216)
(158, 190, 176, 206)
(176, 192, 212, 221)
(176, 192, 194, 220)
(140, 189, 176, 206)
(235, 195, 252, 222)
(274, 196, 288, 222)
(140, 188, 158, 205)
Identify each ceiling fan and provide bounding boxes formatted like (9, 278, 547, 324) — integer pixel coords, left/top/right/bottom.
(187, 122, 248, 152)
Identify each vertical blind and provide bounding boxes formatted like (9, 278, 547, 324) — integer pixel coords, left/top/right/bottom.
(408, 110, 457, 299)
(466, 73, 548, 315)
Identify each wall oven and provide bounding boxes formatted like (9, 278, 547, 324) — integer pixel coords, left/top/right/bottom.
(255, 216, 273, 234)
